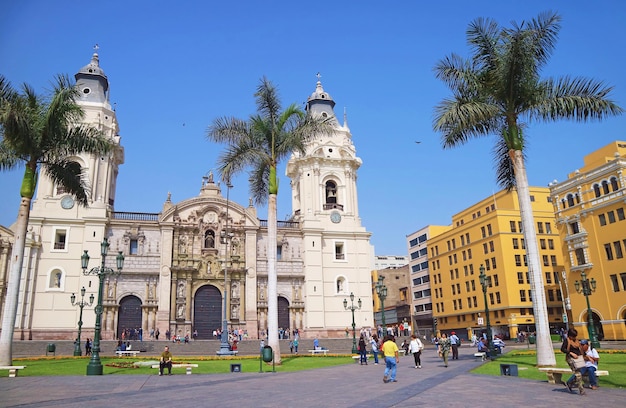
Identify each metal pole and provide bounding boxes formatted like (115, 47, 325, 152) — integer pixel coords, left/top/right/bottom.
(218, 182, 234, 355)
(86, 267, 106, 375)
(480, 265, 496, 358)
(581, 271, 600, 349)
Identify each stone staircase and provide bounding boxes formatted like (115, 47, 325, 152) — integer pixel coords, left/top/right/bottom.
(11, 337, 363, 358)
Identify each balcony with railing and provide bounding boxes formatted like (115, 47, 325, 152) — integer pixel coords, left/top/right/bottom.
(112, 212, 160, 221)
(323, 203, 344, 211)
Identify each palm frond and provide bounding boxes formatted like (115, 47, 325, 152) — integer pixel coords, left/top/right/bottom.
(532, 77, 624, 122)
(45, 160, 90, 205)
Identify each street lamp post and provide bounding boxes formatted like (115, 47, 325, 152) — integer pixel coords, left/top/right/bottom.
(574, 271, 600, 349)
(217, 181, 235, 356)
(343, 292, 362, 354)
(81, 237, 124, 375)
(375, 276, 387, 328)
(70, 286, 94, 356)
(479, 265, 496, 357)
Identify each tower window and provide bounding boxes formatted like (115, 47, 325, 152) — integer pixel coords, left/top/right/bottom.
(52, 228, 69, 251)
(335, 242, 345, 260)
(325, 181, 337, 204)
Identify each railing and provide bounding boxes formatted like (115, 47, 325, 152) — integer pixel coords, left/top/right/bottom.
(323, 203, 344, 211)
(112, 212, 159, 221)
(259, 220, 300, 229)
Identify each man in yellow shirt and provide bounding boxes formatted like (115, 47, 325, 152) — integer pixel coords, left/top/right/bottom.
(381, 335, 399, 383)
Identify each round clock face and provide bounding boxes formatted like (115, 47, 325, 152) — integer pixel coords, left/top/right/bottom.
(330, 211, 341, 224)
(60, 196, 75, 209)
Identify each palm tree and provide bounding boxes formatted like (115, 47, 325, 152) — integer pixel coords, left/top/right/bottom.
(0, 74, 114, 365)
(433, 11, 623, 367)
(207, 77, 333, 363)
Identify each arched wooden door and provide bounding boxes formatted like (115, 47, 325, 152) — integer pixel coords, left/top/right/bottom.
(117, 295, 142, 339)
(194, 285, 222, 339)
(278, 296, 290, 330)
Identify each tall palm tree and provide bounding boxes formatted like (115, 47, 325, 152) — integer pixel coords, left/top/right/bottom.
(433, 11, 623, 367)
(0, 74, 114, 365)
(207, 77, 332, 363)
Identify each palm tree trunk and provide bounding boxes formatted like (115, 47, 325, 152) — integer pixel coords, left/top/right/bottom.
(0, 197, 31, 365)
(267, 193, 281, 363)
(511, 149, 556, 367)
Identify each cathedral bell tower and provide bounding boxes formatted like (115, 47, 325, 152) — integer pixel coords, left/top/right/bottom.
(31, 49, 124, 216)
(286, 77, 373, 335)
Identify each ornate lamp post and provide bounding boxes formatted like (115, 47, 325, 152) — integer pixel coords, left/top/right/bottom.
(81, 237, 124, 375)
(217, 181, 235, 355)
(574, 271, 600, 349)
(375, 275, 387, 328)
(479, 265, 496, 357)
(70, 286, 94, 356)
(343, 292, 362, 354)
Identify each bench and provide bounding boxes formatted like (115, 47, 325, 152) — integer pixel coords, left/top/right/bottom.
(538, 367, 609, 386)
(308, 349, 329, 355)
(0, 365, 26, 378)
(115, 350, 140, 357)
(474, 352, 487, 361)
(151, 363, 199, 375)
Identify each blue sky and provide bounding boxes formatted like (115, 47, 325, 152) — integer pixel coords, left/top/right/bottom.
(1, 1, 625, 255)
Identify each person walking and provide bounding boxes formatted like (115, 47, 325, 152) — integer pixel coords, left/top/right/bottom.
(382, 335, 399, 383)
(370, 334, 380, 365)
(358, 334, 368, 365)
(561, 328, 585, 395)
(450, 331, 460, 360)
(409, 334, 424, 368)
(438, 333, 451, 368)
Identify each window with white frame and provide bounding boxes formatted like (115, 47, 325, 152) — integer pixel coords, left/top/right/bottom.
(51, 227, 69, 252)
(334, 241, 345, 260)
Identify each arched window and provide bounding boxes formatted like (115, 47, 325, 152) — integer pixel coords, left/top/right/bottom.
(55, 161, 83, 195)
(610, 177, 619, 192)
(566, 194, 575, 208)
(593, 184, 601, 198)
(575, 193, 581, 204)
(602, 180, 610, 195)
(325, 180, 337, 204)
(204, 230, 215, 248)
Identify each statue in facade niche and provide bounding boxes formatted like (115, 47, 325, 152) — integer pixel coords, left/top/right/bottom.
(231, 281, 239, 298)
(177, 281, 185, 299)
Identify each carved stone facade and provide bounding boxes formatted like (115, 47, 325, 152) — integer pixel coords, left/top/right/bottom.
(0, 54, 374, 341)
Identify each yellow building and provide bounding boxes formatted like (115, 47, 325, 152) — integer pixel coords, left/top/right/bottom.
(428, 188, 566, 340)
(550, 141, 626, 341)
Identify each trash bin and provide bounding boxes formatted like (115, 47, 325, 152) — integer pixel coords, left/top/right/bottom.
(528, 335, 536, 344)
(230, 363, 242, 373)
(46, 343, 56, 356)
(262, 345, 273, 362)
(500, 363, 518, 376)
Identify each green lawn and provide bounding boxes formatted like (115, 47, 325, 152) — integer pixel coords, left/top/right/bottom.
(1, 355, 354, 377)
(471, 350, 626, 389)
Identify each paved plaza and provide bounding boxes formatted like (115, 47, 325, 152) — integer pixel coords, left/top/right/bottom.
(1, 344, 624, 407)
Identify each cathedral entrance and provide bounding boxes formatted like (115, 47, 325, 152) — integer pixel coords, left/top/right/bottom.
(194, 285, 222, 339)
(278, 296, 290, 331)
(117, 295, 142, 340)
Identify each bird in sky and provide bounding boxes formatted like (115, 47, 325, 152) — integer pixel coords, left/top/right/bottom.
(415, 141, 421, 144)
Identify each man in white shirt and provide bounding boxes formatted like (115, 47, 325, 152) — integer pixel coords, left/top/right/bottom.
(580, 339, 600, 389)
(449, 332, 460, 360)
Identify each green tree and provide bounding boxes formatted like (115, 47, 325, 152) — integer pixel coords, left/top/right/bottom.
(433, 11, 622, 367)
(0, 74, 114, 365)
(207, 77, 332, 363)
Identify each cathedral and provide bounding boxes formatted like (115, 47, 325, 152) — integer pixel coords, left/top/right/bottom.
(0, 53, 374, 341)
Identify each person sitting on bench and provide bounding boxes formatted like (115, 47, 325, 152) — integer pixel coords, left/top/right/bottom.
(159, 346, 173, 376)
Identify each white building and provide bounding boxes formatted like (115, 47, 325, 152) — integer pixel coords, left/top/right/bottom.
(0, 53, 374, 341)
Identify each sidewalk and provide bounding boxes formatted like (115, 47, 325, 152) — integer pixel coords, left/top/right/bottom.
(2, 344, 624, 407)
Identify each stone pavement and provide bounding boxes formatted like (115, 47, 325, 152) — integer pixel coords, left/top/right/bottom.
(2, 344, 624, 407)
